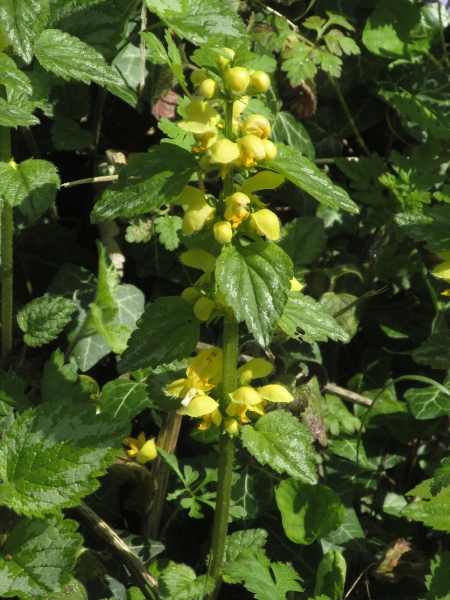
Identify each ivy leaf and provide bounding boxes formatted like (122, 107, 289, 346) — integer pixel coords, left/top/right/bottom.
(216, 242, 292, 347)
(119, 297, 199, 372)
(0, 401, 129, 516)
(413, 331, 450, 370)
(159, 564, 214, 600)
(0, 97, 40, 128)
(17, 294, 76, 348)
(0, 53, 33, 95)
(41, 350, 91, 405)
(261, 144, 359, 214)
(101, 379, 150, 420)
(275, 479, 345, 545)
(0, 515, 82, 600)
(404, 381, 450, 420)
(91, 145, 198, 222)
(154, 215, 182, 251)
(35, 29, 123, 86)
(278, 292, 349, 343)
(241, 411, 317, 484)
(0, 0, 49, 63)
(163, 0, 247, 46)
(89, 303, 130, 354)
(271, 112, 315, 161)
(0, 159, 60, 220)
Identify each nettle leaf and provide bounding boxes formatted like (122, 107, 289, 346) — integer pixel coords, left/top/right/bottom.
(154, 215, 182, 251)
(271, 112, 315, 161)
(101, 379, 150, 420)
(119, 297, 199, 373)
(145, 0, 188, 19)
(0, 0, 49, 63)
(275, 479, 345, 545)
(398, 205, 450, 253)
(163, 0, 247, 46)
(413, 330, 450, 370)
(388, 91, 450, 140)
(0, 97, 40, 128)
(279, 217, 326, 267)
(0, 53, 33, 95)
(35, 29, 123, 86)
(0, 401, 129, 516)
(261, 144, 359, 214)
(0, 159, 59, 219)
(404, 381, 450, 420)
(0, 515, 82, 600)
(402, 486, 450, 533)
(17, 294, 76, 348)
(225, 529, 268, 564)
(314, 550, 347, 600)
(159, 563, 214, 600)
(91, 145, 198, 222)
(0, 369, 31, 413)
(216, 242, 292, 347)
(41, 349, 91, 405)
(241, 411, 317, 484)
(278, 292, 349, 343)
(431, 457, 450, 496)
(425, 551, 450, 600)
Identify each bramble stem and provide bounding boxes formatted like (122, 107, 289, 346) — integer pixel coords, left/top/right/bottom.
(0, 98, 12, 370)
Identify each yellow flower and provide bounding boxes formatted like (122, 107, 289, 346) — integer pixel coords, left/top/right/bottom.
(226, 67, 250, 93)
(191, 69, 208, 85)
(237, 358, 273, 385)
(250, 208, 280, 241)
(199, 79, 218, 100)
(180, 248, 216, 285)
(182, 199, 215, 234)
(125, 432, 157, 464)
(250, 71, 270, 93)
(223, 192, 251, 228)
(241, 171, 285, 207)
(290, 277, 304, 292)
(233, 96, 249, 120)
(209, 138, 240, 163)
(178, 100, 220, 135)
(236, 135, 266, 167)
(262, 139, 277, 161)
(241, 114, 271, 139)
(432, 250, 450, 296)
(217, 47, 235, 69)
(213, 220, 233, 244)
(194, 297, 216, 321)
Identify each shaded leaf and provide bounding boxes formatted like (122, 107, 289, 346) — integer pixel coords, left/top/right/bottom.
(0, 0, 49, 63)
(314, 550, 346, 600)
(101, 379, 150, 420)
(17, 295, 76, 348)
(159, 563, 213, 600)
(404, 382, 450, 420)
(413, 331, 450, 370)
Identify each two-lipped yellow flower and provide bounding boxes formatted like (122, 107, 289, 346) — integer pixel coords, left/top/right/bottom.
(125, 432, 157, 464)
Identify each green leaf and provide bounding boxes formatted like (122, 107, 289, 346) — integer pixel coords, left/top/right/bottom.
(145, 359, 190, 411)
(241, 411, 317, 484)
(89, 303, 130, 354)
(0, 0, 49, 63)
(154, 215, 182, 251)
(225, 529, 268, 567)
(101, 379, 150, 420)
(159, 118, 195, 151)
(281, 42, 317, 85)
(94, 240, 117, 310)
(261, 144, 359, 214)
(0, 401, 129, 516)
(41, 350, 91, 405)
(387, 91, 450, 140)
(0, 53, 33, 95)
(0, 159, 59, 219)
(314, 550, 347, 600)
(163, 0, 247, 46)
(0, 369, 31, 413)
(278, 292, 349, 343)
(47, 578, 87, 600)
(51, 118, 93, 152)
(17, 294, 76, 348)
(404, 381, 450, 420)
(159, 563, 214, 600)
(91, 145, 198, 222)
(216, 242, 292, 347)
(322, 394, 360, 437)
(35, 29, 123, 86)
(279, 217, 326, 267)
(0, 515, 82, 600)
(398, 205, 450, 253)
(401, 485, 450, 533)
(145, 0, 188, 19)
(0, 97, 40, 127)
(322, 507, 366, 554)
(431, 457, 450, 497)
(275, 479, 345, 545)
(362, 0, 427, 59)
(223, 548, 303, 600)
(271, 112, 315, 161)
(119, 297, 199, 373)
(319, 292, 358, 340)
(413, 331, 450, 370)
(299, 377, 327, 447)
(425, 551, 450, 600)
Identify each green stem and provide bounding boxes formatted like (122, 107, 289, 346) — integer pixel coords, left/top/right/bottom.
(208, 320, 238, 599)
(327, 73, 371, 158)
(0, 118, 12, 370)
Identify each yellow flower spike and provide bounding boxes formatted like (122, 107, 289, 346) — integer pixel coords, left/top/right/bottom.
(217, 47, 235, 69)
(261, 139, 277, 161)
(173, 185, 205, 206)
(213, 220, 233, 244)
(224, 418, 239, 434)
(226, 67, 250, 93)
(182, 395, 219, 417)
(194, 297, 216, 321)
(180, 248, 216, 275)
(242, 115, 271, 139)
(181, 287, 201, 304)
(257, 384, 294, 404)
(137, 439, 157, 464)
(233, 96, 249, 120)
(250, 209, 280, 241)
(191, 69, 208, 85)
(229, 385, 262, 406)
(237, 358, 273, 385)
(199, 79, 218, 100)
(250, 71, 270, 93)
(189, 346, 223, 381)
(209, 138, 240, 164)
(182, 200, 215, 234)
(432, 261, 450, 281)
(178, 100, 221, 135)
(236, 134, 266, 167)
(290, 277, 304, 292)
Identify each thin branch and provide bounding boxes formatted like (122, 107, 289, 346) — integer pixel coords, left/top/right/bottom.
(253, 0, 299, 32)
(324, 383, 373, 407)
(75, 500, 159, 600)
(61, 175, 118, 188)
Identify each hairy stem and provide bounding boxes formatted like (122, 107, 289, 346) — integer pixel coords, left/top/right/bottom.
(0, 111, 12, 370)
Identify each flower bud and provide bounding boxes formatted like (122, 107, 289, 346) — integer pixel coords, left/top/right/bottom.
(250, 71, 270, 93)
(224, 418, 239, 434)
(262, 139, 277, 161)
(191, 69, 208, 85)
(242, 114, 271, 139)
(226, 67, 250, 93)
(213, 221, 233, 244)
(194, 297, 216, 321)
(137, 439, 157, 464)
(217, 47, 235, 69)
(199, 78, 218, 99)
(250, 209, 280, 241)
